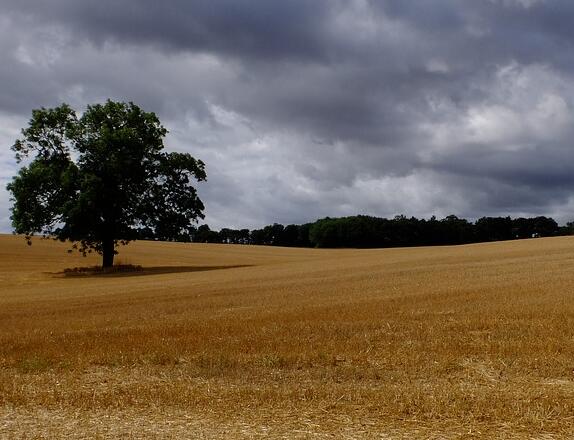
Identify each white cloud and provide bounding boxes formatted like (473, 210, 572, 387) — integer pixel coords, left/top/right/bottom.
(423, 63, 574, 154)
(426, 59, 450, 74)
(0, 112, 28, 232)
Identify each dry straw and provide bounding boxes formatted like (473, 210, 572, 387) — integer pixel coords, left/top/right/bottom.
(1, 234, 574, 438)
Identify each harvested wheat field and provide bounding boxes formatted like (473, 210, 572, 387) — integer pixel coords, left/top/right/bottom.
(1, 234, 574, 438)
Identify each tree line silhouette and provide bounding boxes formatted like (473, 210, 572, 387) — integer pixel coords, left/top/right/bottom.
(141, 215, 573, 248)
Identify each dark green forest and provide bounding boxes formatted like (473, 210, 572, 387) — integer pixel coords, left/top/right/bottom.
(142, 215, 572, 248)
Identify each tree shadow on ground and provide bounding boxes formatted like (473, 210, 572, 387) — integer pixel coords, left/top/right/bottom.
(55, 264, 252, 278)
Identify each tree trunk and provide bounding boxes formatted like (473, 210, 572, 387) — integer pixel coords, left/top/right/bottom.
(102, 238, 115, 268)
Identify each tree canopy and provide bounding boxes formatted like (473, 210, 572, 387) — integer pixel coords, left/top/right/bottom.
(7, 100, 206, 267)
(187, 215, 563, 248)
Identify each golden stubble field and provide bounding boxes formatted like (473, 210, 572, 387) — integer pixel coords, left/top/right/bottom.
(1, 234, 574, 438)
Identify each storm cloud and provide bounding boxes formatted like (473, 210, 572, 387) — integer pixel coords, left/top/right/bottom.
(2, 0, 574, 231)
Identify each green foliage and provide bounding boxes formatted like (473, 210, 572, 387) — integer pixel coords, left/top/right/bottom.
(192, 214, 561, 249)
(7, 100, 206, 266)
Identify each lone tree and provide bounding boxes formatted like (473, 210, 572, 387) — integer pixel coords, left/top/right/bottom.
(7, 100, 206, 268)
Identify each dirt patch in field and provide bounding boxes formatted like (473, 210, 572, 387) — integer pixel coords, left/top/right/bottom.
(56, 264, 252, 278)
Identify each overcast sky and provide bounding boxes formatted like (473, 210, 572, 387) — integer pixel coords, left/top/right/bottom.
(2, 0, 574, 231)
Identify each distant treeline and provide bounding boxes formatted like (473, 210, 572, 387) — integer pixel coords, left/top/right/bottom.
(142, 215, 574, 248)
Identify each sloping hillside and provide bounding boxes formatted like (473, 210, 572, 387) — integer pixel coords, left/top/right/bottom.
(2, 234, 574, 438)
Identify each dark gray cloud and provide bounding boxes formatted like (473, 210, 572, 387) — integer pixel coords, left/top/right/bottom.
(2, 0, 574, 232)
(7, 0, 335, 62)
